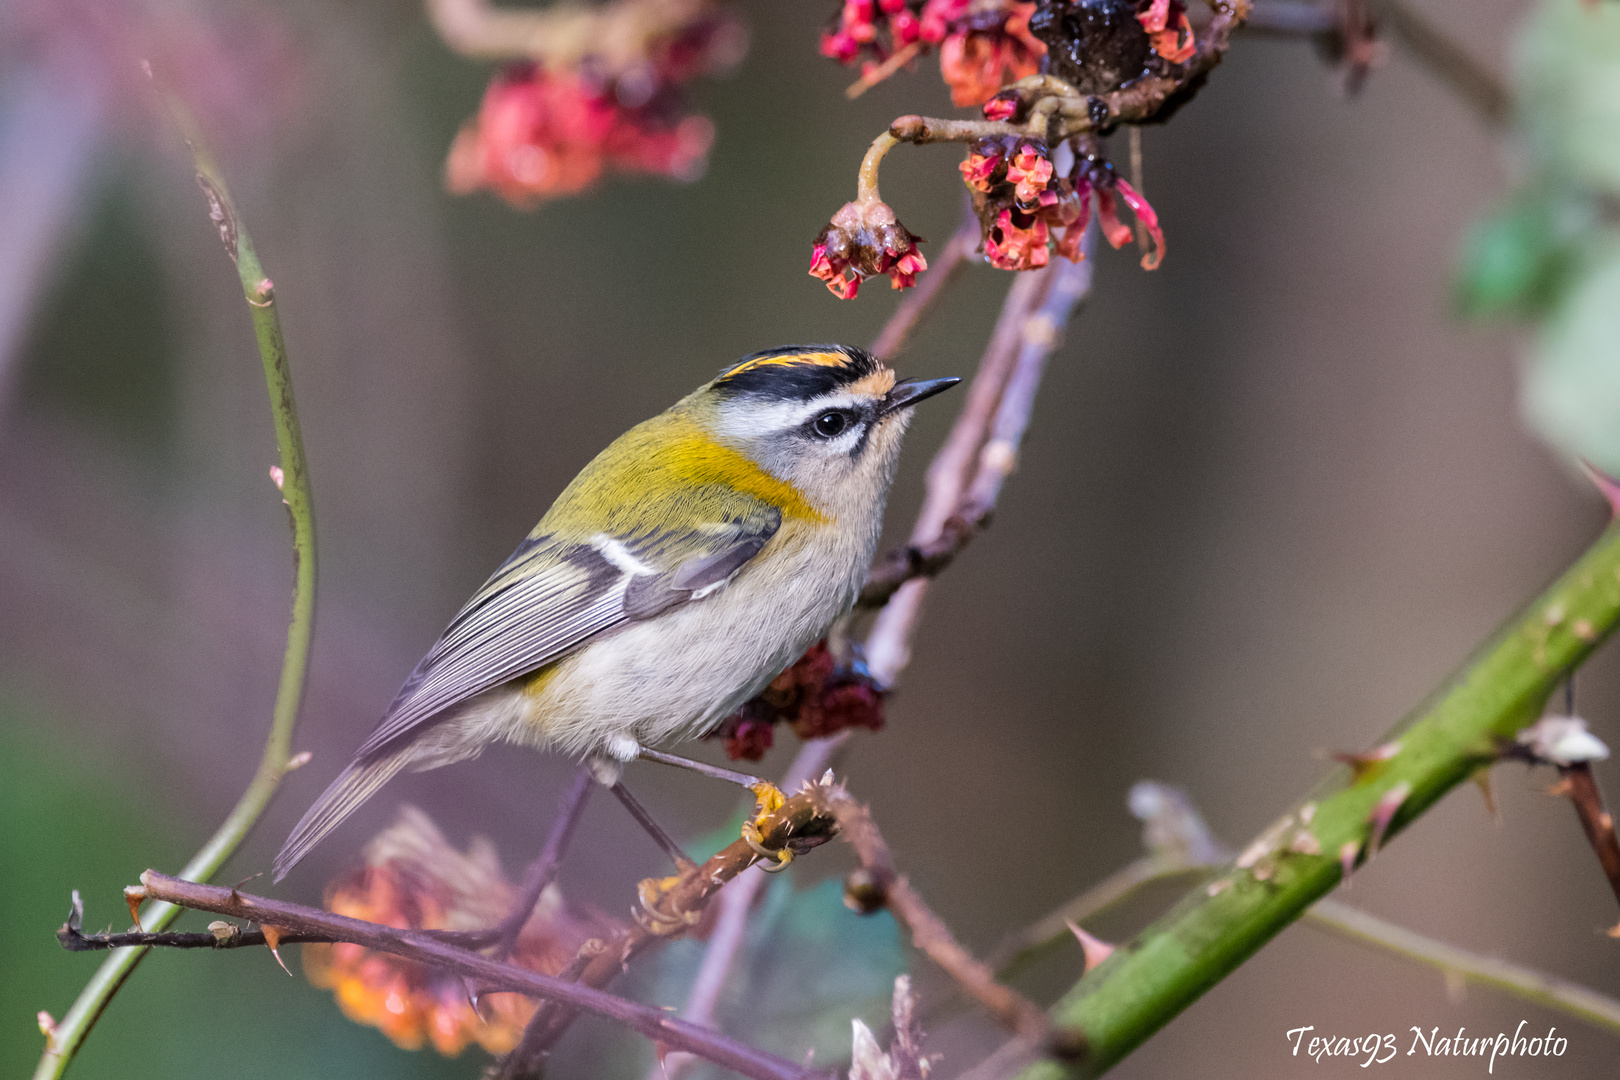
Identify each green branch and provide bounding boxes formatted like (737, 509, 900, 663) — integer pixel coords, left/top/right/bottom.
(33, 87, 317, 1080)
(1011, 521, 1620, 1078)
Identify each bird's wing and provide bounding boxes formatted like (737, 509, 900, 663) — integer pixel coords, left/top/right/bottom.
(352, 509, 782, 761)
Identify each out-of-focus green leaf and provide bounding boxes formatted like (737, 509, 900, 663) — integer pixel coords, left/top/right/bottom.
(1517, 0, 1620, 195)
(635, 873, 906, 1079)
(1523, 245, 1620, 473)
(1453, 189, 1583, 319)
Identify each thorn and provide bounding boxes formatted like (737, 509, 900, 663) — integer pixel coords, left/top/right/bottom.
(1579, 458, 1620, 518)
(1339, 840, 1360, 886)
(123, 886, 146, 931)
(1547, 777, 1575, 798)
(654, 1040, 673, 1080)
(232, 871, 265, 891)
(1298, 801, 1317, 826)
(1331, 741, 1401, 781)
(284, 750, 312, 771)
(820, 769, 836, 786)
(37, 1011, 57, 1050)
(463, 977, 485, 1020)
(1472, 769, 1500, 826)
(1065, 919, 1115, 972)
(1607, 920, 1620, 940)
(1288, 828, 1321, 856)
(1367, 782, 1412, 857)
(1206, 877, 1232, 897)
(261, 925, 292, 976)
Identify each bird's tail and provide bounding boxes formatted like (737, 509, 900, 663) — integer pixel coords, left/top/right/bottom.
(273, 751, 410, 881)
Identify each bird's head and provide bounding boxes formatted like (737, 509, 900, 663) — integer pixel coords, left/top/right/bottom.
(692, 345, 958, 520)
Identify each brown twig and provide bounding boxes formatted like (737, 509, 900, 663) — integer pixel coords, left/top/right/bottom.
(824, 788, 1048, 1041)
(1556, 764, 1620, 922)
(651, 734, 856, 1080)
(425, 0, 722, 75)
(1238, 0, 1508, 127)
(859, 248, 1094, 680)
(493, 782, 842, 1078)
(1373, 0, 1508, 128)
(132, 873, 817, 1080)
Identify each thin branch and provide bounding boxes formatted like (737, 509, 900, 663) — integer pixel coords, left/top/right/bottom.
(132, 873, 819, 1080)
(652, 734, 856, 1080)
(824, 788, 1048, 1040)
(492, 781, 843, 1078)
(34, 75, 318, 1080)
(1373, 0, 1509, 128)
(861, 250, 1092, 684)
(1305, 898, 1620, 1037)
(1239, 1, 1509, 128)
(1555, 763, 1620, 919)
(425, 0, 717, 74)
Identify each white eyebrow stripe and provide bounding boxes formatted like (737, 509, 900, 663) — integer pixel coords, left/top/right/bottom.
(712, 393, 872, 440)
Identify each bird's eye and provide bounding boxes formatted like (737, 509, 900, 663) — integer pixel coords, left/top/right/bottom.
(812, 410, 851, 439)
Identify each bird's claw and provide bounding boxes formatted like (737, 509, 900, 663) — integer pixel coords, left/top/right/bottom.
(741, 818, 793, 872)
(634, 873, 701, 935)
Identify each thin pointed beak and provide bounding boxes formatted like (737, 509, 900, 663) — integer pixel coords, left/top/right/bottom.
(881, 376, 960, 416)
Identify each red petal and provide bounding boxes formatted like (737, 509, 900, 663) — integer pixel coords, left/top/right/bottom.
(1094, 188, 1134, 250)
(1114, 178, 1166, 270)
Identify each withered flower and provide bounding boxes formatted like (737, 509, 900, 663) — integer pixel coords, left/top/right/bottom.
(707, 642, 886, 760)
(810, 199, 928, 299)
(304, 807, 613, 1056)
(934, 0, 1045, 106)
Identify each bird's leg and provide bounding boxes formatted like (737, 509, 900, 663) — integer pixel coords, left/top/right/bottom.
(635, 747, 792, 871)
(608, 780, 696, 872)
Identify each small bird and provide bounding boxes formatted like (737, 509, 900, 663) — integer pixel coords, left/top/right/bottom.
(274, 345, 956, 880)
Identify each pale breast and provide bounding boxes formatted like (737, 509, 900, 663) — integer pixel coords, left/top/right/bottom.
(520, 518, 871, 757)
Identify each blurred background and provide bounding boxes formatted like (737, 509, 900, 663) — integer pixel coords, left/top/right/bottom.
(4, 0, 1620, 1076)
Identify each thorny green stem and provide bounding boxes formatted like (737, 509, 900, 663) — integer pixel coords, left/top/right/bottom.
(991, 523, 1620, 1078)
(33, 83, 317, 1080)
(987, 854, 1620, 1042)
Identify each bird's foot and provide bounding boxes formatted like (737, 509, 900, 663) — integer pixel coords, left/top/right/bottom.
(635, 873, 701, 936)
(742, 782, 793, 871)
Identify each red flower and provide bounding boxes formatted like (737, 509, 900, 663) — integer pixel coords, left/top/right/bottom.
(445, 64, 715, 207)
(984, 208, 1051, 270)
(1073, 153, 1166, 270)
(965, 139, 1165, 271)
(1136, 0, 1196, 64)
(809, 199, 928, 299)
